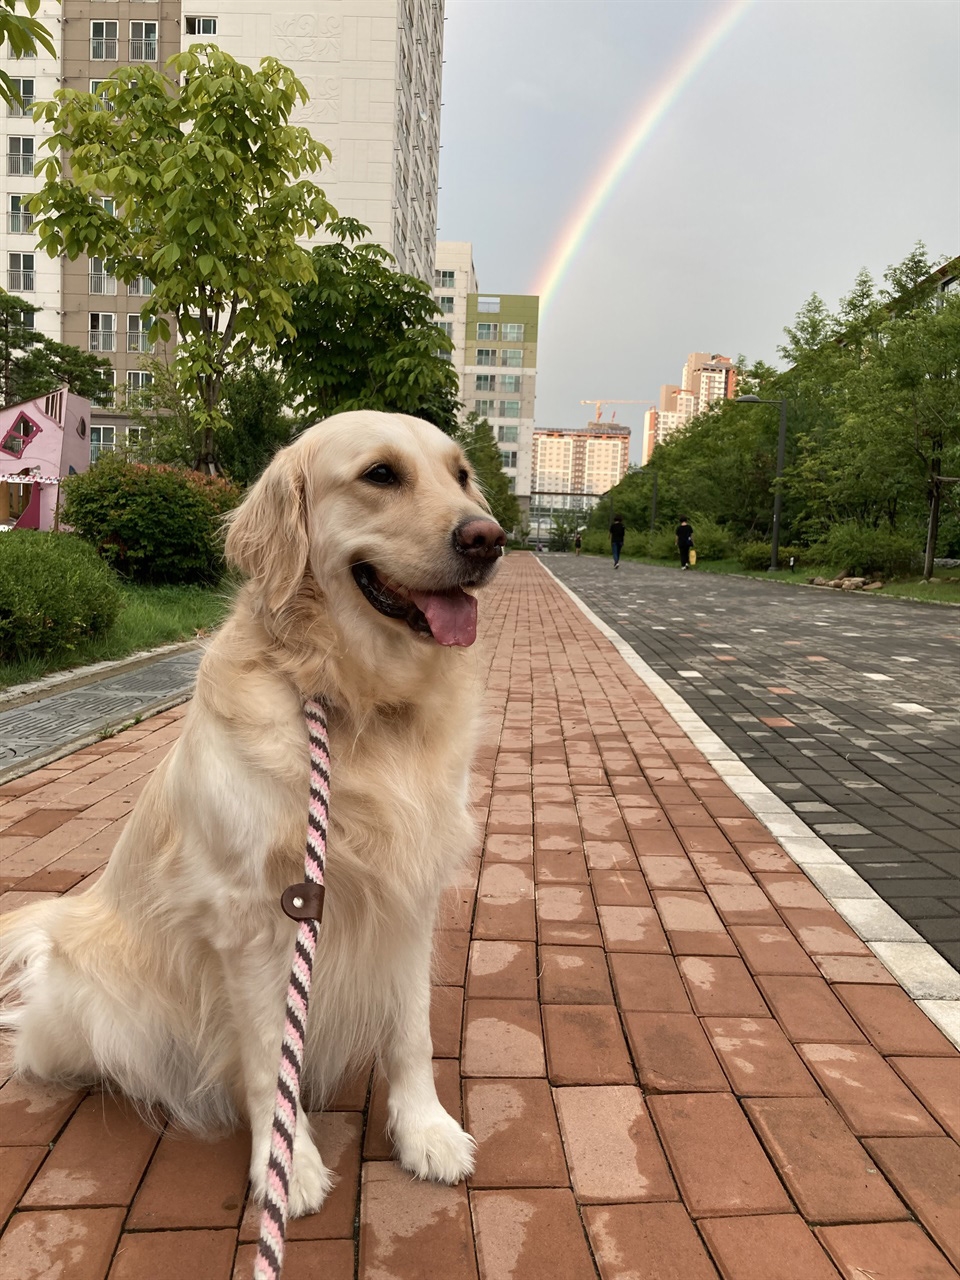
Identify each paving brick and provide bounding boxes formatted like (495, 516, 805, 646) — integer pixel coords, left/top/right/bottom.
(126, 1129, 250, 1230)
(597, 905, 670, 953)
(777, 907, 872, 956)
(799, 1044, 945, 1137)
(484, 834, 533, 863)
(0, 1145, 45, 1227)
(816, 1221, 959, 1280)
(729, 925, 818, 976)
(704, 1017, 820, 1096)
(462, 999, 545, 1077)
(234, 1239, 354, 1280)
(434, 929, 470, 986)
(431, 984, 464, 1058)
(543, 1004, 634, 1085)
(0, 1207, 125, 1280)
(363, 1061, 461, 1162)
(471, 1188, 596, 1280)
(677, 955, 769, 1017)
(583, 1202, 719, 1280)
(706, 882, 781, 926)
(638, 856, 701, 889)
(888, 1057, 960, 1144)
(648, 1093, 791, 1218)
(590, 868, 652, 905)
(109, 1228, 236, 1280)
(554, 1085, 676, 1203)
(863, 1137, 960, 1269)
(609, 953, 692, 1012)
(464, 1078, 567, 1187)
(813, 954, 898, 984)
(832, 984, 957, 1056)
(624, 1012, 728, 1092)
(757, 873, 832, 911)
(535, 848, 589, 882)
(0, 1076, 86, 1146)
(584, 840, 638, 870)
(360, 1162, 477, 1280)
(699, 1214, 842, 1280)
(755, 975, 866, 1044)
(745, 1097, 907, 1224)
(474, 862, 536, 940)
(466, 940, 537, 999)
(539, 945, 613, 1003)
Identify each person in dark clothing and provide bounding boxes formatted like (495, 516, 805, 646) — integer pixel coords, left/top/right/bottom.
(610, 515, 625, 568)
(574, 531, 582, 556)
(676, 517, 694, 569)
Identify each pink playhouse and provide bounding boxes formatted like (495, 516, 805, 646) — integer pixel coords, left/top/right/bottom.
(0, 387, 92, 531)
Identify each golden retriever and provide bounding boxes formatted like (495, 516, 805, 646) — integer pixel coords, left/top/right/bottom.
(0, 411, 506, 1215)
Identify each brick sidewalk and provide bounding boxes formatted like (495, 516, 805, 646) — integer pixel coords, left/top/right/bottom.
(1, 554, 958, 1280)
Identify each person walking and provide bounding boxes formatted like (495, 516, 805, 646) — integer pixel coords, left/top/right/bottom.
(610, 514, 625, 568)
(574, 531, 582, 556)
(676, 517, 694, 569)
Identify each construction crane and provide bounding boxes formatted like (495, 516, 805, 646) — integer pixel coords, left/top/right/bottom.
(580, 399, 654, 423)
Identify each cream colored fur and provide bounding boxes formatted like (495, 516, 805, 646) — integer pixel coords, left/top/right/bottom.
(0, 411, 501, 1215)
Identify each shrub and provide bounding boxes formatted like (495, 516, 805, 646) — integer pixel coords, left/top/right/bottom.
(648, 527, 678, 560)
(0, 531, 123, 661)
(63, 455, 242, 585)
(686, 517, 734, 561)
(738, 542, 807, 571)
(815, 522, 921, 579)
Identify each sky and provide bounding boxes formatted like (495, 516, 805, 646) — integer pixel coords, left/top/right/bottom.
(436, 0, 959, 462)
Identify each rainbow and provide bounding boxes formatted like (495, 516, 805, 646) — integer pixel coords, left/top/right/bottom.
(531, 0, 754, 316)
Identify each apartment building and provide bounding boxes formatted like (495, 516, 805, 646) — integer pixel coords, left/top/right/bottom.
(1, 0, 444, 455)
(642, 351, 737, 462)
(531, 421, 630, 516)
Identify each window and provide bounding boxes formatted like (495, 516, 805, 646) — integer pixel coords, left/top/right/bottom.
(497, 425, 518, 443)
(92, 370, 116, 407)
(185, 16, 217, 34)
(125, 425, 148, 458)
(91, 21, 119, 60)
(127, 313, 155, 353)
(129, 21, 157, 60)
(127, 275, 154, 297)
(90, 80, 114, 111)
(500, 374, 521, 393)
(477, 296, 500, 314)
(7, 195, 32, 235)
(498, 400, 520, 418)
(499, 450, 517, 469)
(7, 136, 33, 176)
(89, 312, 116, 352)
(475, 348, 496, 366)
(500, 349, 522, 368)
(90, 424, 115, 462)
(501, 323, 524, 342)
(89, 257, 117, 295)
(127, 370, 154, 402)
(8, 252, 34, 291)
(97, 196, 116, 216)
(17, 307, 35, 330)
(477, 323, 498, 340)
(7, 79, 34, 117)
(438, 295, 454, 314)
(434, 269, 454, 288)
(1, 413, 41, 458)
(474, 400, 495, 418)
(475, 374, 495, 392)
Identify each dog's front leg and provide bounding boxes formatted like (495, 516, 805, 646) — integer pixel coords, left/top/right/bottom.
(382, 930, 476, 1184)
(220, 931, 334, 1217)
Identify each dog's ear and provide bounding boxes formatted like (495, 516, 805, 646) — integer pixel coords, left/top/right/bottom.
(224, 448, 310, 615)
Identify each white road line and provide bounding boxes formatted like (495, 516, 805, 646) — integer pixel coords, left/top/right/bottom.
(863, 673, 893, 681)
(892, 703, 935, 716)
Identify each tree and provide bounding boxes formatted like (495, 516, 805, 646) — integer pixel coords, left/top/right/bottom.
(456, 414, 521, 533)
(30, 44, 336, 470)
(0, 290, 112, 407)
(276, 219, 461, 434)
(548, 508, 580, 552)
(0, 0, 55, 108)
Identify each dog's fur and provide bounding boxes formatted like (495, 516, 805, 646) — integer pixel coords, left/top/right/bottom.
(0, 411, 502, 1214)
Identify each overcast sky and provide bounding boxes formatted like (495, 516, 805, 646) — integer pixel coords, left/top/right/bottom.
(436, 0, 959, 461)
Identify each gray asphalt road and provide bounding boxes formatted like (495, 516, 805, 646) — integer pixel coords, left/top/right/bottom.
(543, 554, 960, 968)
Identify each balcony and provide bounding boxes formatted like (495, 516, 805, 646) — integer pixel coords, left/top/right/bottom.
(91, 37, 118, 60)
(7, 210, 33, 234)
(127, 331, 155, 354)
(127, 276, 154, 297)
(89, 329, 116, 352)
(7, 153, 34, 177)
(7, 96, 34, 118)
(129, 38, 157, 61)
(8, 270, 34, 292)
(89, 272, 117, 296)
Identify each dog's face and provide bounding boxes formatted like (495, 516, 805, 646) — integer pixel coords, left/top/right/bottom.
(225, 411, 506, 650)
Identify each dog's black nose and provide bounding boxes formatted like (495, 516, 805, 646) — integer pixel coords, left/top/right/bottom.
(454, 517, 507, 560)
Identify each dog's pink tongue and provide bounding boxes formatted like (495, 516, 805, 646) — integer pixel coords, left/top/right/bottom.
(410, 589, 478, 646)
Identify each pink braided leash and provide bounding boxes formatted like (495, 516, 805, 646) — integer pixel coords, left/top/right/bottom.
(254, 698, 329, 1280)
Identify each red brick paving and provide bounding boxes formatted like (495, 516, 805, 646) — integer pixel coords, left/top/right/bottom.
(2, 554, 958, 1279)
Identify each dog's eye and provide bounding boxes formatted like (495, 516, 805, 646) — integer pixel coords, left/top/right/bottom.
(363, 463, 399, 486)
(457, 468, 470, 489)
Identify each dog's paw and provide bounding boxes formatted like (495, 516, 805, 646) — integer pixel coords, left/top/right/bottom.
(393, 1109, 476, 1185)
(288, 1139, 336, 1218)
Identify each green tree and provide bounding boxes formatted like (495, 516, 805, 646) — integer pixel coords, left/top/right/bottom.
(276, 219, 461, 434)
(30, 44, 335, 470)
(456, 414, 521, 533)
(0, 290, 112, 407)
(547, 508, 580, 552)
(0, 0, 56, 108)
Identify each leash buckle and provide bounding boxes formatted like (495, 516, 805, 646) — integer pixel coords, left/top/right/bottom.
(281, 882, 325, 922)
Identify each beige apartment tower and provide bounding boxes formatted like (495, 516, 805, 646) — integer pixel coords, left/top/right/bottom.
(531, 421, 630, 518)
(643, 351, 737, 462)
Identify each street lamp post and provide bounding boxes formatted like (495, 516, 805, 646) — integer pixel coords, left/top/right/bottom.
(736, 394, 787, 571)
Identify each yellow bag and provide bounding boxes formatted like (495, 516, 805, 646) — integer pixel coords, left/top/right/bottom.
(689, 549, 697, 566)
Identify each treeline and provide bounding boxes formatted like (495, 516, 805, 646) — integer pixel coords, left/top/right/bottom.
(588, 245, 960, 577)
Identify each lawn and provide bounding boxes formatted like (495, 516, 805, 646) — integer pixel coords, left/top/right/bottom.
(0, 582, 232, 690)
(582, 552, 960, 605)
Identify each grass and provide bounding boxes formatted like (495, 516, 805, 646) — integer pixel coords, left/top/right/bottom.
(580, 551, 960, 605)
(0, 581, 232, 691)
